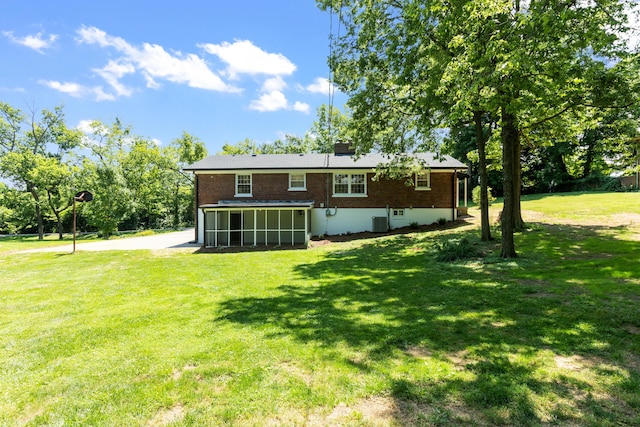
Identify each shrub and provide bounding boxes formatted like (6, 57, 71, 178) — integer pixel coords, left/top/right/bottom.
(410, 221, 419, 229)
(437, 217, 447, 226)
(435, 237, 480, 262)
(472, 185, 496, 206)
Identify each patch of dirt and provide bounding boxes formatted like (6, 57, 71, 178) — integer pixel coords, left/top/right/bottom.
(261, 396, 487, 426)
(448, 349, 472, 369)
(554, 354, 606, 372)
(525, 291, 557, 299)
(278, 361, 313, 386)
(623, 351, 640, 372)
(146, 404, 184, 426)
(17, 406, 44, 425)
(623, 324, 640, 335)
(171, 364, 197, 381)
(406, 345, 432, 359)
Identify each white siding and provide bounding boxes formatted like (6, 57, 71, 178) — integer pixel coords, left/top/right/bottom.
(310, 208, 453, 236)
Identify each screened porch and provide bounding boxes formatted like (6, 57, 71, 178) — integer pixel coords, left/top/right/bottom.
(202, 201, 313, 247)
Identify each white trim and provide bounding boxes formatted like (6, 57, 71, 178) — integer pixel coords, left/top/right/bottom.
(288, 172, 307, 191)
(235, 173, 252, 197)
(192, 168, 461, 175)
(415, 171, 431, 190)
(333, 172, 367, 196)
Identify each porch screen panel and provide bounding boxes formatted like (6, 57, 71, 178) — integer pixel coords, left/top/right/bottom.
(293, 210, 305, 228)
(204, 211, 216, 247)
(216, 211, 229, 246)
(243, 210, 256, 246)
(254, 210, 266, 245)
(281, 210, 294, 245)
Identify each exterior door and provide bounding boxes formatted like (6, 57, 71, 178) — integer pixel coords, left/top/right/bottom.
(230, 212, 241, 245)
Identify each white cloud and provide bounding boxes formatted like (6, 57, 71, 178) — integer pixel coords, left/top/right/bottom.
(623, 2, 640, 51)
(262, 76, 287, 92)
(293, 101, 311, 113)
(76, 119, 97, 134)
(304, 77, 335, 96)
(39, 80, 87, 97)
(249, 77, 311, 113)
(93, 59, 135, 97)
(74, 26, 240, 99)
(40, 80, 116, 101)
(3, 30, 58, 53)
(200, 40, 296, 79)
(250, 91, 288, 112)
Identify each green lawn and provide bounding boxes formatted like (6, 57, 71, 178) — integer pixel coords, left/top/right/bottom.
(1, 192, 639, 426)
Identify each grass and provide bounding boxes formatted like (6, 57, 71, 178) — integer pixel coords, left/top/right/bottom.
(1, 191, 639, 426)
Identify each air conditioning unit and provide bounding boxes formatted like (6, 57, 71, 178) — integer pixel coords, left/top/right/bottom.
(372, 216, 388, 233)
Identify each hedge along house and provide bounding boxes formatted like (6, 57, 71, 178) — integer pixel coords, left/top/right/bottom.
(184, 145, 468, 248)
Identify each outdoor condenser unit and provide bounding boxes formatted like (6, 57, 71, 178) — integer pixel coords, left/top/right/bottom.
(372, 216, 388, 233)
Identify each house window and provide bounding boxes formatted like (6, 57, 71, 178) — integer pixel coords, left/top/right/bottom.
(333, 173, 367, 196)
(289, 173, 306, 191)
(236, 174, 252, 196)
(351, 174, 365, 194)
(415, 171, 431, 190)
(393, 209, 405, 217)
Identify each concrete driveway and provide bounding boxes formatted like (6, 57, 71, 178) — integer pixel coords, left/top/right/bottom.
(29, 229, 200, 253)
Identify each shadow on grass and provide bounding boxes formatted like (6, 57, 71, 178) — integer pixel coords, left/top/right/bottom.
(217, 223, 640, 425)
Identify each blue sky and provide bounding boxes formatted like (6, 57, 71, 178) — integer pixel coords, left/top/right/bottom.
(0, 0, 345, 154)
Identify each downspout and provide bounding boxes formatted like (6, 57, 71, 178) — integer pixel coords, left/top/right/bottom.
(194, 172, 199, 243)
(386, 204, 391, 231)
(452, 171, 457, 221)
(325, 154, 331, 235)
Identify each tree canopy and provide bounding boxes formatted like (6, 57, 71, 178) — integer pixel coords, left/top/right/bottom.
(318, 0, 640, 257)
(0, 105, 207, 238)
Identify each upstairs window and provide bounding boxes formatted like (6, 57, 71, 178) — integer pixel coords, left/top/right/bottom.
(334, 173, 367, 196)
(289, 173, 306, 191)
(351, 174, 365, 194)
(415, 171, 431, 190)
(236, 174, 252, 196)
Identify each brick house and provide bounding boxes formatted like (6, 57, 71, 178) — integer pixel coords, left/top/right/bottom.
(184, 146, 467, 247)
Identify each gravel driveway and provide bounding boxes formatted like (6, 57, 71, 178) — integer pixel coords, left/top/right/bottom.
(28, 229, 200, 253)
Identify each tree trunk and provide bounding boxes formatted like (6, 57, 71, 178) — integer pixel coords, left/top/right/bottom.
(29, 185, 44, 240)
(474, 111, 492, 241)
(47, 190, 66, 240)
(582, 131, 596, 180)
(513, 130, 525, 231)
(500, 109, 518, 258)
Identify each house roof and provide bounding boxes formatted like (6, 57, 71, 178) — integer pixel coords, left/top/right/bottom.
(184, 152, 467, 171)
(199, 200, 315, 209)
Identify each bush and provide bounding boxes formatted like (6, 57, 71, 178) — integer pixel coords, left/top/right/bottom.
(472, 186, 496, 206)
(435, 237, 481, 262)
(437, 217, 447, 226)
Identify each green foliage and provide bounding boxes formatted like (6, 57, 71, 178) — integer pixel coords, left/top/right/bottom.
(472, 185, 496, 206)
(0, 103, 82, 239)
(218, 108, 352, 157)
(434, 236, 480, 262)
(318, 0, 639, 258)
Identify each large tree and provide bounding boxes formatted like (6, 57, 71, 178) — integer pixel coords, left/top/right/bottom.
(0, 103, 82, 239)
(318, 0, 638, 257)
